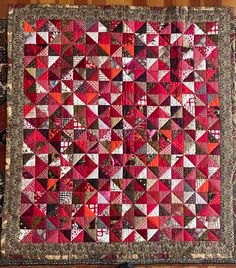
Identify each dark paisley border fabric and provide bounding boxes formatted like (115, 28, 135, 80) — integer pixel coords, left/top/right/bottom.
(232, 15, 236, 261)
(0, 19, 7, 236)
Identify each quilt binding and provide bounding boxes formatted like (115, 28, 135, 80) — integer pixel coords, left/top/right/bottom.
(0, 5, 234, 263)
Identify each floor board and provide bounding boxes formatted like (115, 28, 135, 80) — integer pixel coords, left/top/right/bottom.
(0, 0, 236, 17)
(1, 265, 236, 268)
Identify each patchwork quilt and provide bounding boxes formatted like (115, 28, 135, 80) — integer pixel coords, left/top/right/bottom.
(0, 5, 235, 265)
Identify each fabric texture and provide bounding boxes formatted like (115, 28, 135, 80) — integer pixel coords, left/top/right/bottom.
(0, 5, 235, 264)
(0, 19, 7, 234)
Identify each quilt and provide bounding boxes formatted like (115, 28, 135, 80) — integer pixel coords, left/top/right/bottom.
(0, 5, 235, 265)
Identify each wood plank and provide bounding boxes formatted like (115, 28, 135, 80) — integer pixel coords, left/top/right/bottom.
(1, 265, 236, 268)
(1, 0, 236, 17)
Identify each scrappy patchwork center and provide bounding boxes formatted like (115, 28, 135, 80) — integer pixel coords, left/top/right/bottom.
(21, 20, 221, 243)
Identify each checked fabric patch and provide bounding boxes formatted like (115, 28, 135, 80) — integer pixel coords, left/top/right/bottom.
(1, 5, 234, 263)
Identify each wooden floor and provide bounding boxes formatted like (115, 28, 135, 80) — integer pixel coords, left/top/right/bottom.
(0, 0, 236, 17)
(1, 0, 236, 267)
(2, 265, 236, 268)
